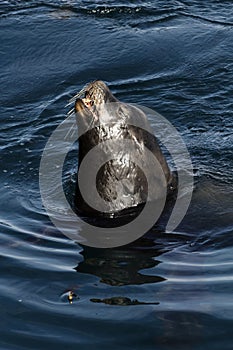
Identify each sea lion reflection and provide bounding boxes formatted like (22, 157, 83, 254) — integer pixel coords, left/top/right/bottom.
(75, 237, 167, 286)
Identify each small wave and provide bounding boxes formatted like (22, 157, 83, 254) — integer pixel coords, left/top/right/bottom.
(0, 0, 184, 26)
(2, 1, 233, 30)
(190, 225, 233, 251)
(179, 10, 233, 27)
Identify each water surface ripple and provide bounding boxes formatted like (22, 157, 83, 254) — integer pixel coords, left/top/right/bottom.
(0, 1, 233, 349)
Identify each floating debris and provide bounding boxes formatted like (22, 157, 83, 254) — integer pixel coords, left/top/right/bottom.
(90, 296, 159, 306)
(60, 290, 79, 304)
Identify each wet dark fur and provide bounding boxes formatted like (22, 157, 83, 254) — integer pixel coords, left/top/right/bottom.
(73, 80, 176, 218)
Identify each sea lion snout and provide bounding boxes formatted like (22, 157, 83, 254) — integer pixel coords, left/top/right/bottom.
(74, 98, 85, 113)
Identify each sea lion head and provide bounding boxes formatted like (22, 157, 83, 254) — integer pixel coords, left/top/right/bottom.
(82, 80, 117, 105)
(74, 80, 118, 129)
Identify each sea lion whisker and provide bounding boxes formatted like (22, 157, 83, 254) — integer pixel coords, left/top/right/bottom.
(66, 84, 90, 107)
(86, 115, 96, 130)
(67, 107, 75, 116)
(64, 122, 77, 140)
(66, 93, 82, 107)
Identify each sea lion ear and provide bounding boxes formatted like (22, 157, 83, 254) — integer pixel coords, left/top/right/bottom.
(116, 103, 152, 131)
(117, 103, 142, 123)
(117, 104, 131, 121)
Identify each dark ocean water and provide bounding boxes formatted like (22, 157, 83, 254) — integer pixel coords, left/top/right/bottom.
(0, 0, 233, 349)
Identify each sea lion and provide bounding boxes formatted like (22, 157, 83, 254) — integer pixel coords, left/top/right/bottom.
(73, 80, 175, 217)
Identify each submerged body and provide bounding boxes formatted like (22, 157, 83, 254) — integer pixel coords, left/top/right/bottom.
(73, 80, 174, 217)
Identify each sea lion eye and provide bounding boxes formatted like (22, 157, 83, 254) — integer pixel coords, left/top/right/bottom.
(82, 97, 93, 109)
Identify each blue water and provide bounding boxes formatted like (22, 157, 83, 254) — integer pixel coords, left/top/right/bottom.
(0, 1, 233, 349)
